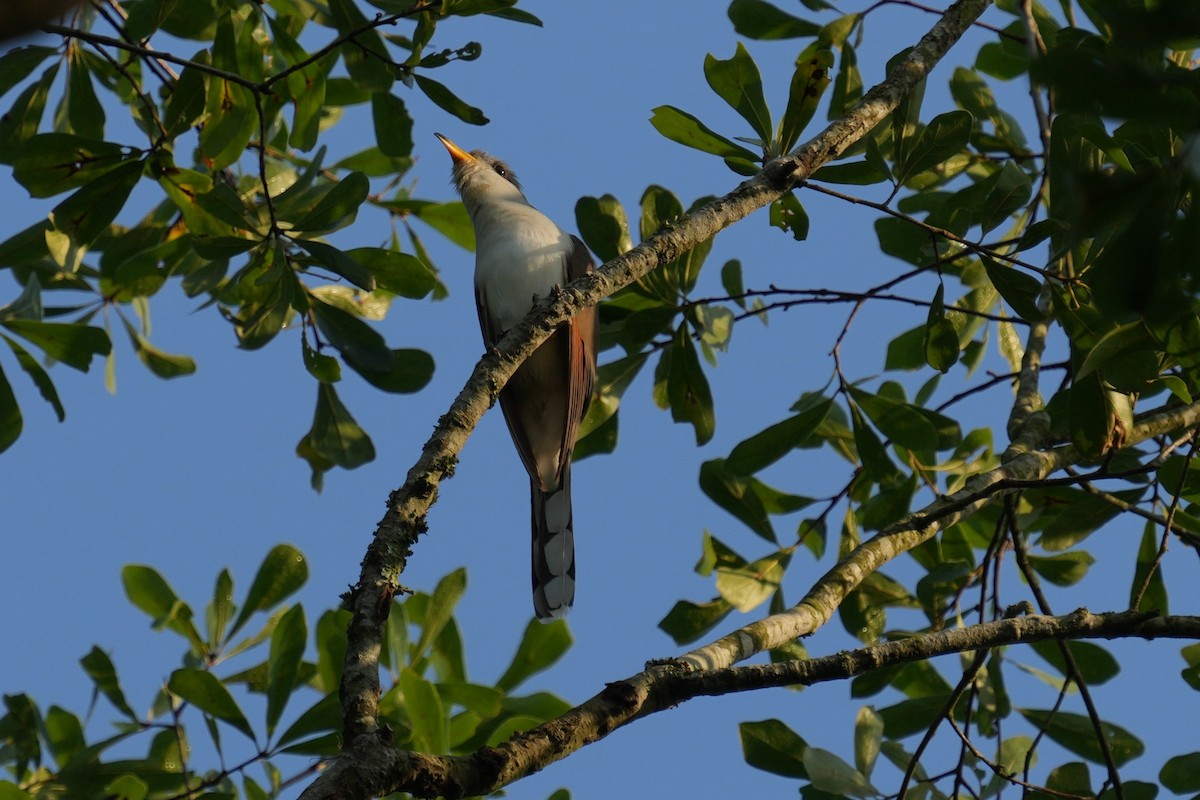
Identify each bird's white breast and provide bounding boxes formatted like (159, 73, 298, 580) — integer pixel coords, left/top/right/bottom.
(474, 201, 572, 331)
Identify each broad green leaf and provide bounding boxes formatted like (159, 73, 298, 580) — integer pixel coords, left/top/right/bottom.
(11, 133, 126, 196)
(739, 719, 809, 778)
(296, 383, 376, 488)
(1161, 753, 1200, 793)
(575, 194, 633, 263)
(399, 668, 447, 753)
(351, 347, 435, 394)
(704, 43, 772, 143)
(850, 402, 901, 482)
(291, 171, 370, 233)
(121, 565, 203, 650)
(163, 66, 205, 137)
(716, 550, 789, 612)
(497, 619, 572, 692)
(411, 568, 467, 667)
(923, 283, 958, 373)
(979, 160, 1032, 235)
(1075, 321, 1157, 382)
(1030, 640, 1119, 685)
(1130, 519, 1169, 614)
(854, 707, 883, 778)
(1018, 709, 1143, 766)
(0, 66, 57, 162)
(1027, 551, 1095, 587)
(803, 746, 878, 797)
(649, 106, 759, 162)
(230, 544, 309, 638)
(726, 398, 832, 476)
(345, 247, 438, 299)
(0, 362, 22, 453)
(698, 458, 811, 542)
(119, 317, 196, 379)
(371, 92, 415, 157)
(79, 646, 137, 720)
(207, 568, 235, 649)
(848, 386, 939, 453)
(0, 46, 56, 99)
(103, 775, 147, 800)
(414, 75, 488, 125)
(168, 668, 255, 740)
(329, 0, 393, 91)
(897, 110, 972, 184)
(309, 296, 392, 372)
(293, 238, 376, 292)
(779, 47, 833, 153)
(65, 48, 105, 141)
(658, 597, 733, 645)
(266, 605, 307, 736)
(728, 0, 820, 39)
(769, 191, 809, 240)
(981, 254, 1044, 321)
(656, 323, 715, 445)
(276, 692, 340, 748)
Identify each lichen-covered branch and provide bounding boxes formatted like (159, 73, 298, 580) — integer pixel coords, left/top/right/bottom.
(307, 610, 1200, 798)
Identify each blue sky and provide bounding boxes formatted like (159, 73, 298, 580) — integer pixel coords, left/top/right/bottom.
(3, 1, 1198, 798)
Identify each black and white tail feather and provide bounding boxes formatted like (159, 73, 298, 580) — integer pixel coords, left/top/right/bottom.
(531, 467, 575, 619)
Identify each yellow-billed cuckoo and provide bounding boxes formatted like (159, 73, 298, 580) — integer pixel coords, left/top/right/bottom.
(436, 133, 597, 620)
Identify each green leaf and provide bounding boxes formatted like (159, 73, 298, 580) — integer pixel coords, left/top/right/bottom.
(658, 597, 733, 645)
(739, 719, 809, 778)
(79, 647, 137, 720)
(726, 398, 832, 476)
(266, 605, 307, 737)
(497, 619, 572, 692)
(410, 568, 467, 667)
(11, 133, 128, 197)
(854, 707, 884, 778)
(329, 0, 393, 91)
(923, 284, 958, 373)
(293, 239, 376, 292)
(779, 47, 833, 153)
(351, 348, 435, 394)
(979, 160, 1033, 235)
(0, 320, 111, 372)
(168, 668, 255, 740)
(803, 746, 878, 797)
(207, 568, 235, 649)
(981, 254, 1043, 321)
(649, 106, 759, 162)
(1131, 519, 1169, 614)
(291, 172, 370, 233)
(716, 550, 789, 612)
(728, 0, 820, 39)
(1027, 551, 1095, 586)
(0, 361, 22, 454)
(1030, 640, 1119, 685)
(575, 194, 633, 263)
(277, 692, 340, 748)
(897, 110, 973, 184)
(656, 323, 715, 445)
(0, 66, 57, 162)
(121, 565, 204, 650)
(399, 668, 447, 753)
(370, 92, 415, 157)
(704, 43, 772, 143)
(699, 458, 812, 542)
(345, 247, 438, 299)
(296, 383, 376, 488)
(309, 296, 392, 372)
(230, 544, 309, 638)
(1161, 753, 1200, 793)
(414, 75, 488, 125)
(1075, 321, 1157, 382)
(848, 386, 939, 453)
(769, 191, 809, 240)
(119, 317, 196, 379)
(1017, 709, 1143, 766)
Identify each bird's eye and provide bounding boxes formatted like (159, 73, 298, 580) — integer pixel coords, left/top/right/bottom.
(494, 166, 507, 178)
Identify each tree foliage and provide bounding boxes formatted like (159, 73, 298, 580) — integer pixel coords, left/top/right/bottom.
(3, 0, 1200, 798)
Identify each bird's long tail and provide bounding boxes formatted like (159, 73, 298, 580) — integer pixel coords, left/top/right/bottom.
(531, 465, 575, 621)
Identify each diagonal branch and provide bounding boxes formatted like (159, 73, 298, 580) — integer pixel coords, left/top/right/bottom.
(308, 610, 1200, 798)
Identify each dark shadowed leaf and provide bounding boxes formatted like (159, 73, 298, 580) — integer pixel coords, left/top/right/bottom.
(658, 597, 733, 645)
(79, 647, 137, 720)
(1018, 709, 1143, 766)
(266, 605, 307, 736)
(728, 0, 820, 39)
(740, 719, 809, 777)
(414, 75, 488, 125)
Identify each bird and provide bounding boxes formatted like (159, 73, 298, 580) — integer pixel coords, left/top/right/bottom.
(436, 133, 597, 621)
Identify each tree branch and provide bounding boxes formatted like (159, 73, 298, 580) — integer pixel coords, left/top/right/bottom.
(307, 610, 1200, 798)
(310, 0, 998, 796)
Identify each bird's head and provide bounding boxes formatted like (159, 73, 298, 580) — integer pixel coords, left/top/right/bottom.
(435, 133, 526, 216)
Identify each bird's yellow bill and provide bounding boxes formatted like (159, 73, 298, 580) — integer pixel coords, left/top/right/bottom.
(435, 133, 474, 164)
